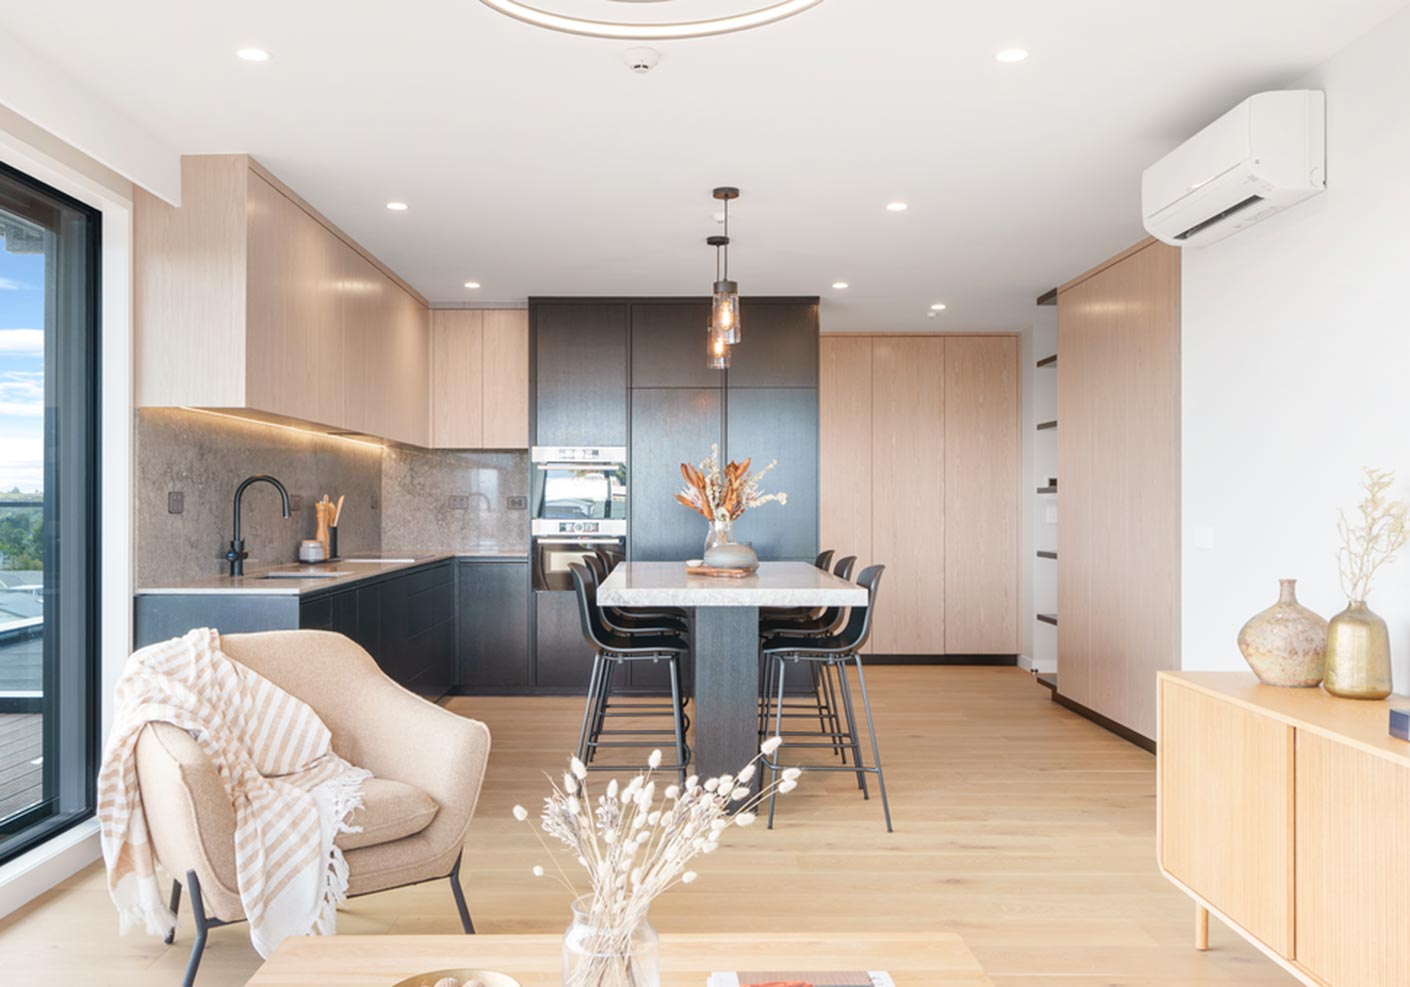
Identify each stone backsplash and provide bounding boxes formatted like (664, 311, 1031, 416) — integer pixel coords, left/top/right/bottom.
(135, 409, 384, 585)
(380, 445, 529, 555)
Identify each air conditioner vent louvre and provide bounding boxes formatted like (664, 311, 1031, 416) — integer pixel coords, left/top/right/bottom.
(1174, 195, 1265, 241)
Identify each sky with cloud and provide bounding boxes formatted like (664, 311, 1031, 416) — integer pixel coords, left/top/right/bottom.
(0, 239, 45, 493)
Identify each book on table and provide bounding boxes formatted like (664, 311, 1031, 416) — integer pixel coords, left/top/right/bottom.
(707, 973, 894, 987)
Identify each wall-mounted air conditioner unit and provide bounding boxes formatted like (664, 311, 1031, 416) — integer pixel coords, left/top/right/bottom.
(1142, 90, 1325, 247)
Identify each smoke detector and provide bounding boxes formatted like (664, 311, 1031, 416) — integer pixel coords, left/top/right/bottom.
(623, 47, 661, 73)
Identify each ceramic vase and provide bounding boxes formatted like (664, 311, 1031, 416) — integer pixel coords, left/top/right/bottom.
(1323, 600, 1393, 699)
(702, 518, 757, 569)
(1236, 579, 1328, 687)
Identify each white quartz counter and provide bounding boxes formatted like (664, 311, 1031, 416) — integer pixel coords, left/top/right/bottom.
(136, 550, 527, 596)
(597, 561, 866, 608)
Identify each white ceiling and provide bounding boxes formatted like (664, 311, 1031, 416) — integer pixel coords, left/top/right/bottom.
(0, 0, 1404, 331)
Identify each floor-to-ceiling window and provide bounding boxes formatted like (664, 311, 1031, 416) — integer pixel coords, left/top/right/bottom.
(0, 161, 98, 863)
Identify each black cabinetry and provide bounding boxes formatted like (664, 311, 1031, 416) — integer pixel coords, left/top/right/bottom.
(630, 388, 723, 561)
(457, 560, 531, 688)
(727, 300, 820, 388)
(630, 302, 720, 388)
(533, 590, 594, 689)
(726, 388, 819, 561)
(298, 560, 455, 699)
(533, 302, 628, 446)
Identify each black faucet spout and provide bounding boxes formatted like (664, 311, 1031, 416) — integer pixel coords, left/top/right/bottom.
(226, 474, 291, 576)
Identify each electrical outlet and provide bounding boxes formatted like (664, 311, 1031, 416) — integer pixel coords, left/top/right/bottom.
(448, 495, 470, 511)
(507, 496, 527, 510)
(289, 494, 305, 512)
(1045, 505, 1058, 524)
(167, 491, 184, 515)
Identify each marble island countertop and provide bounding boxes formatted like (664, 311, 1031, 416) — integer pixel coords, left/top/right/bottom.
(136, 549, 527, 596)
(598, 561, 867, 608)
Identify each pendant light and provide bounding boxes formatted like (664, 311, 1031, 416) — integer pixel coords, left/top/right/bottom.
(706, 233, 732, 370)
(710, 186, 741, 345)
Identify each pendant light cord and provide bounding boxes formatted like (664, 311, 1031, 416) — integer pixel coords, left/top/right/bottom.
(723, 197, 730, 280)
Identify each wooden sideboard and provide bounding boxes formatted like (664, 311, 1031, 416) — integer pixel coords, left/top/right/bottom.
(1158, 671, 1410, 986)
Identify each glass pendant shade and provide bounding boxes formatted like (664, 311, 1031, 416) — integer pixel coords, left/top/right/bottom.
(706, 324, 731, 370)
(711, 279, 741, 344)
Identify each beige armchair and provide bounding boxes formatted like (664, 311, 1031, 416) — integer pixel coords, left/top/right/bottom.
(133, 630, 491, 985)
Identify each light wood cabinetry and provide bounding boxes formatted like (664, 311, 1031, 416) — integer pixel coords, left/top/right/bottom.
(136, 154, 431, 446)
(481, 309, 530, 448)
(1158, 672, 1410, 987)
(818, 334, 1019, 656)
(944, 336, 1020, 654)
(1058, 238, 1180, 740)
(430, 309, 530, 449)
(431, 310, 484, 447)
(819, 336, 873, 574)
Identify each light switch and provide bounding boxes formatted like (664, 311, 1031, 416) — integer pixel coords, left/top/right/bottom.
(448, 495, 470, 511)
(507, 496, 527, 510)
(167, 491, 184, 515)
(1044, 505, 1058, 525)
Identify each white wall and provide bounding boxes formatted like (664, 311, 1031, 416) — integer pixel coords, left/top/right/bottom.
(1181, 4, 1410, 684)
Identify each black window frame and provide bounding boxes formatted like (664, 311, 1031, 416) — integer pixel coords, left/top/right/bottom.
(0, 158, 102, 865)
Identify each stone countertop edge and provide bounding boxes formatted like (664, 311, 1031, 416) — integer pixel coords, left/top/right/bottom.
(597, 562, 868, 608)
(135, 551, 529, 597)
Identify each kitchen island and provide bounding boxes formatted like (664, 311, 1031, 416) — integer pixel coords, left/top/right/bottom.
(598, 561, 866, 779)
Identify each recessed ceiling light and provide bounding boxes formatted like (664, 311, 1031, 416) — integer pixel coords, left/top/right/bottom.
(236, 48, 270, 62)
(464, 281, 482, 290)
(385, 201, 409, 212)
(832, 282, 849, 290)
(996, 48, 1029, 63)
(886, 202, 908, 212)
(930, 303, 947, 311)
(927, 311, 938, 319)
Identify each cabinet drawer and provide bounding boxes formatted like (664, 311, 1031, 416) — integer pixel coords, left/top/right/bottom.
(1158, 679, 1293, 954)
(1294, 731, 1410, 985)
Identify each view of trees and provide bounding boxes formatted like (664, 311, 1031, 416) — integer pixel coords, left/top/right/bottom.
(0, 489, 43, 570)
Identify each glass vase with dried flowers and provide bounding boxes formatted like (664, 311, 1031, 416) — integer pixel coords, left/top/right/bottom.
(675, 444, 788, 564)
(512, 740, 800, 987)
(1327, 467, 1409, 699)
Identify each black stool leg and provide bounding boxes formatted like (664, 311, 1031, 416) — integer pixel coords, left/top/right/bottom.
(181, 871, 210, 987)
(163, 878, 182, 944)
(767, 655, 789, 829)
(576, 653, 604, 765)
(835, 658, 870, 797)
(448, 853, 476, 934)
(851, 655, 893, 833)
(668, 656, 689, 785)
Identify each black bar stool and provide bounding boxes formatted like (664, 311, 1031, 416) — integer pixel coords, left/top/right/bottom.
(761, 564, 891, 831)
(569, 562, 690, 782)
(582, 553, 687, 634)
(760, 550, 835, 624)
(758, 555, 857, 756)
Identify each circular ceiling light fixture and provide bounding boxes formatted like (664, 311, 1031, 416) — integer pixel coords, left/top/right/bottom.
(386, 201, 409, 211)
(832, 282, 849, 290)
(996, 48, 1029, 63)
(886, 201, 908, 212)
(236, 47, 271, 62)
(478, 0, 825, 40)
(464, 281, 482, 289)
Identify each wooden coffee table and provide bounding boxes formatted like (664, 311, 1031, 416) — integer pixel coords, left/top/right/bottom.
(246, 932, 992, 986)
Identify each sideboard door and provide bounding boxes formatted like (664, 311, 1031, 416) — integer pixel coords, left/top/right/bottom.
(1158, 679, 1294, 955)
(1294, 730, 1410, 986)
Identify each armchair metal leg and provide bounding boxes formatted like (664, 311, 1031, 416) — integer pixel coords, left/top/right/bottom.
(163, 879, 182, 944)
(181, 870, 211, 987)
(448, 854, 475, 934)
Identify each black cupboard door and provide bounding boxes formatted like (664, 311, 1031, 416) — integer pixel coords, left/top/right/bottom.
(381, 562, 457, 697)
(725, 301, 819, 388)
(534, 302, 628, 445)
(726, 387, 819, 561)
(630, 388, 723, 561)
(534, 590, 595, 688)
(630, 302, 721, 388)
(457, 561, 531, 688)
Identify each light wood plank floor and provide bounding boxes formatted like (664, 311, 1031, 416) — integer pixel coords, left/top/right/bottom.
(0, 667, 1292, 985)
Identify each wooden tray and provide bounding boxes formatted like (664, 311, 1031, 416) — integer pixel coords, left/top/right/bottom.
(686, 563, 759, 578)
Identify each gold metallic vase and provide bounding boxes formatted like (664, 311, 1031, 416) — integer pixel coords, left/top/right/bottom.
(1323, 600, 1393, 700)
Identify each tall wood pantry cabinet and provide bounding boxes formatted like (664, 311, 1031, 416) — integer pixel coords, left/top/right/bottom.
(819, 334, 1020, 656)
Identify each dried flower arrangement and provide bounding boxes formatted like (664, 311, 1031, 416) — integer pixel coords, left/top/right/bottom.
(1336, 467, 1410, 602)
(513, 739, 799, 987)
(676, 444, 788, 523)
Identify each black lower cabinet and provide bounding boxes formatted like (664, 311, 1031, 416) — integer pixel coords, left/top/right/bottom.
(457, 561, 530, 688)
(298, 560, 455, 699)
(534, 590, 594, 688)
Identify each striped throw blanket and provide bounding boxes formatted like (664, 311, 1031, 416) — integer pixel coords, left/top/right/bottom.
(99, 628, 370, 958)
